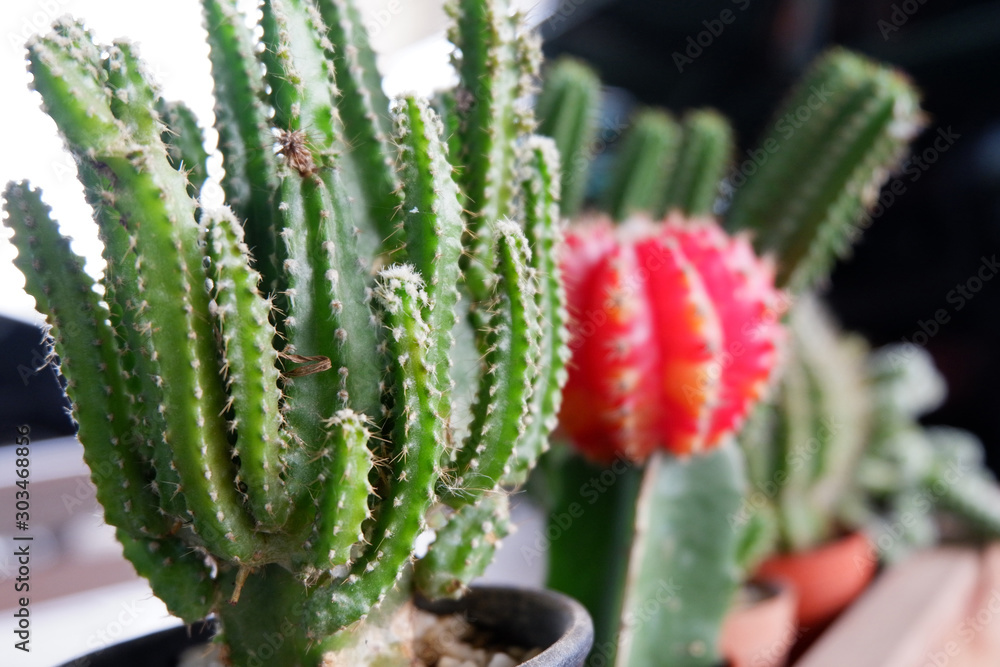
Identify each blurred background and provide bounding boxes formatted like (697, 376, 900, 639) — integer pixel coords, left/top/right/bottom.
(535, 0, 1000, 471)
(0, 0, 998, 663)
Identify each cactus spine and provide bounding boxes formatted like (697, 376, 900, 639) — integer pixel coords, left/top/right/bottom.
(4, 1, 567, 665)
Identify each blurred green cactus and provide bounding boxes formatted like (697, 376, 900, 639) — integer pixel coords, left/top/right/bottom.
(535, 48, 925, 667)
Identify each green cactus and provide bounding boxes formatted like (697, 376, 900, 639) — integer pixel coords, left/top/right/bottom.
(848, 345, 1000, 563)
(737, 296, 871, 557)
(535, 48, 923, 667)
(725, 48, 925, 291)
(3, 1, 568, 665)
(739, 300, 1000, 573)
(536, 57, 602, 219)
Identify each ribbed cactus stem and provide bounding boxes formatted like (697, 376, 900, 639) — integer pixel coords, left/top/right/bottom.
(308, 410, 374, 570)
(449, 221, 540, 502)
(28, 24, 259, 561)
(450, 0, 533, 301)
(74, 158, 186, 519)
(506, 137, 570, 484)
(201, 0, 281, 293)
(414, 494, 511, 599)
(659, 110, 733, 217)
(308, 266, 446, 632)
(616, 445, 745, 667)
(315, 0, 401, 248)
(536, 57, 602, 219)
(390, 96, 465, 428)
(156, 99, 209, 197)
(117, 529, 216, 623)
(3, 181, 166, 539)
(726, 49, 924, 290)
(201, 208, 289, 528)
(275, 172, 380, 532)
(739, 296, 870, 553)
(603, 108, 681, 221)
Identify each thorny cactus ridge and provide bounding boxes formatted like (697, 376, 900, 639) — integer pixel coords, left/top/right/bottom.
(2, 1, 569, 665)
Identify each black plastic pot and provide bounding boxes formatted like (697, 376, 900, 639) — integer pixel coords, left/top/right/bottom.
(58, 586, 594, 667)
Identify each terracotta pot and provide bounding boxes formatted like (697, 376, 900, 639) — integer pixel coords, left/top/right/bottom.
(720, 579, 798, 667)
(57, 586, 594, 667)
(755, 531, 876, 629)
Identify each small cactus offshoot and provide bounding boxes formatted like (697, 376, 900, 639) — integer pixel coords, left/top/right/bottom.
(3, 1, 568, 665)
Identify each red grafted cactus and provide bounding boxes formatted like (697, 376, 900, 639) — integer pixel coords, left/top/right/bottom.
(560, 214, 786, 462)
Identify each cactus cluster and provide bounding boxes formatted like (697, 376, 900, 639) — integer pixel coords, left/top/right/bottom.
(3, 1, 569, 665)
(534, 48, 924, 667)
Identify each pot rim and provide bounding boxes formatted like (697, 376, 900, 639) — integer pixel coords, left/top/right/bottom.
(57, 585, 594, 667)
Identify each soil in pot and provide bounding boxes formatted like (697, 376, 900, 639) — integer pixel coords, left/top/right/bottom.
(755, 531, 876, 629)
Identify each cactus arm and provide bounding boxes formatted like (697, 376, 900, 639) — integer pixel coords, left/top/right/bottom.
(276, 172, 380, 531)
(772, 339, 825, 551)
(726, 50, 924, 291)
(658, 110, 733, 218)
(390, 97, 465, 429)
(260, 0, 336, 145)
(505, 137, 569, 484)
(78, 160, 188, 520)
(117, 528, 217, 624)
(414, 493, 511, 599)
(3, 181, 167, 538)
(616, 443, 745, 667)
(110, 43, 262, 563)
(28, 30, 259, 561)
(315, 0, 402, 247)
(432, 90, 464, 170)
(449, 221, 540, 503)
(308, 410, 374, 569)
(201, 207, 290, 529)
(308, 265, 445, 633)
(935, 474, 1000, 537)
(157, 99, 209, 197)
(450, 0, 526, 301)
(603, 108, 682, 222)
(26, 21, 123, 153)
(261, 0, 387, 264)
(542, 450, 642, 667)
(200, 0, 281, 292)
(536, 57, 601, 219)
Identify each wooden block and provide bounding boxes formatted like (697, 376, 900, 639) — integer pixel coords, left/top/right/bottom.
(795, 548, 979, 667)
(921, 544, 1000, 667)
